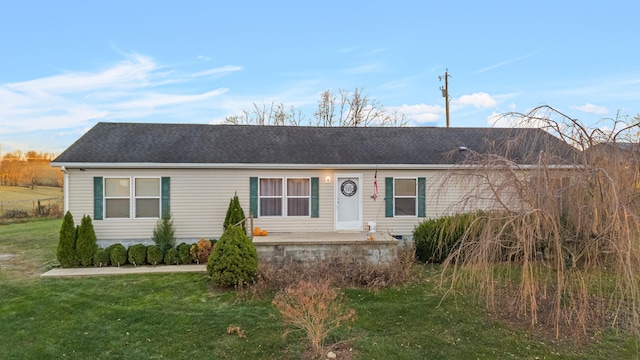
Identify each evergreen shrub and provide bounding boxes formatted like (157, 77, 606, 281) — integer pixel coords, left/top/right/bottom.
(147, 245, 163, 265)
(207, 225, 258, 287)
(164, 248, 180, 265)
(93, 248, 110, 267)
(128, 244, 147, 266)
(223, 193, 246, 233)
(57, 211, 78, 268)
(413, 211, 486, 263)
(76, 215, 98, 267)
(178, 243, 193, 264)
(108, 244, 127, 267)
(152, 213, 176, 254)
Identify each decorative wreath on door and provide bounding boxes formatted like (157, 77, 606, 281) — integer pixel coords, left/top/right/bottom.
(340, 180, 357, 197)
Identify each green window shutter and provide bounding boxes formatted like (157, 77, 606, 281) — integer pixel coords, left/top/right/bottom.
(250, 177, 258, 218)
(385, 177, 393, 217)
(93, 177, 103, 220)
(311, 177, 319, 218)
(161, 177, 170, 217)
(418, 177, 426, 217)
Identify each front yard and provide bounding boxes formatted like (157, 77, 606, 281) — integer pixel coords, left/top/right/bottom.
(0, 219, 638, 359)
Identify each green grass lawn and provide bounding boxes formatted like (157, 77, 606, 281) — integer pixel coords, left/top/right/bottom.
(1, 219, 639, 359)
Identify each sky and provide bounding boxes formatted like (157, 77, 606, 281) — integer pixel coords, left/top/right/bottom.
(1, 1, 639, 155)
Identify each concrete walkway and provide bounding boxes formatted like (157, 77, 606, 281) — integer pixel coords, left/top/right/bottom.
(41, 264, 206, 278)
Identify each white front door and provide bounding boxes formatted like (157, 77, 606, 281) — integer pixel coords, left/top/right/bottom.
(335, 175, 362, 230)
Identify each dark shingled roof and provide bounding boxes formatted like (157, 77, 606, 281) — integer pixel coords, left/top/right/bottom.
(52, 122, 575, 166)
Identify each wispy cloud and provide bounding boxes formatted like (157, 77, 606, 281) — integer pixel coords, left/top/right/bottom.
(0, 53, 240, 134)
(476, 52, 536, 73)
(571, 103, 609, 115)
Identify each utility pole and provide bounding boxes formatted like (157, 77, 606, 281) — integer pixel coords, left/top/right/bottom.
(439, 69, 451, 127)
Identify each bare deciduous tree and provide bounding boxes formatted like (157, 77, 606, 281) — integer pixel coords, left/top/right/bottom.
(225, 88, 407, 127)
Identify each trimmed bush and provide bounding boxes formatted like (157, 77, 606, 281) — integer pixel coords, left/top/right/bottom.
(76, 215, 98, 267)
(108, 244, 127, 267)
(152, 213, 176, 254)
(207, 225, 258, 287)
(178, 243, 194, 264)
(413, 211, 485, 263)
(147, 245, 163, 265)
(57, 211, 78, 268)
(223, 193, 246, 233)
(194, 238, 212, 264)
(128, 244, 147, 267)
(164, 248, 180, 265)
(93, 248, 110, 267)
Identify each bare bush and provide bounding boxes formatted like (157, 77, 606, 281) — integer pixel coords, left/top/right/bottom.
(272, 279, 356, 359)
(439, 106, 640, 337)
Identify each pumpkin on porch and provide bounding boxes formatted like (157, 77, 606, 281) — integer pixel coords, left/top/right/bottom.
(253, 227, 262, 236)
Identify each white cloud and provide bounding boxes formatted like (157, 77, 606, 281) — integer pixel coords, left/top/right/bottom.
(391, 103, 442, 124)
(452, 92, 497, 109)
(571, 103, 608, 115)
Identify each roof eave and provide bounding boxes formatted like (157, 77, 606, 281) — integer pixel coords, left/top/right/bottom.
(50, 161, 579, 170)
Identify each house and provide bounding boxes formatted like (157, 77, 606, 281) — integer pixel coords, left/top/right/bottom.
(51, 122, 575, 253)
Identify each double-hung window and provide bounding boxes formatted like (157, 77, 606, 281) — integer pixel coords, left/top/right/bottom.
(134, 178, 161, 218)
(287, 178, 310, 216)
(105, 178, 131, 218)
(104, 177, 161, 219)
(394, 178, 417, 216)
(259, 178, 283, 216)
(258, 177, 310, 217)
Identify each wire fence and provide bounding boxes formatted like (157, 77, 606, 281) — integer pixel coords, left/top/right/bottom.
(0, 197, 64, 221)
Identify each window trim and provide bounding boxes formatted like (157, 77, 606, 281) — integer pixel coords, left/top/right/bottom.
(286, 177, 311, 217)
(103, 176, 162, 219)
(258, 177, 312, 217)
(134, 177, 161, 219)
(393, 177, 418, 217)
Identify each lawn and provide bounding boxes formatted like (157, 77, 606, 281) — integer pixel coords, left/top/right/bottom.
(1, 219, 638, 359)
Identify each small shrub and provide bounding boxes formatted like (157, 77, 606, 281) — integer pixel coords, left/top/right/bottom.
(272, 279, 356, 358)
(152, 213, 176, 254)
(164, 248, 180, 265)
(128, 244, 147, 267)
(195, 238, 212, 264)
(108, 244, 127, 267)
(147, 245, 163, 265)
(76, 215, 98, 267)
(57, 211, 78, 268)
(178, 243, 194, 264)
(207, 226, 258, 287)
(93, 248, 110, 267)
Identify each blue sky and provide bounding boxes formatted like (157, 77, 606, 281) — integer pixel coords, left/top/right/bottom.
(1, 1, 638, 154)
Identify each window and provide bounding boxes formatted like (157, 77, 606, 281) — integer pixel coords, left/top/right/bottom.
(287, 178, 310, 216)
(259, 178, 283, 216)
(105, 178, 130, 218)
(258, 177, 311, 217)
(135, 178, 160, 218)
(394, 178, 417, 216)
(104, 177, 161, 219)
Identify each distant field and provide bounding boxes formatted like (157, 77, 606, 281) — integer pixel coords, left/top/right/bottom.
(0, 185, 62, 202)
(0, 186, 63, 218)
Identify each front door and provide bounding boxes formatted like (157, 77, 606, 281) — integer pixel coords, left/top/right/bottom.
(335, 175, 362, 230)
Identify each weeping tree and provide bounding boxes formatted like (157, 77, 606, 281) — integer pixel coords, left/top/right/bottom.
(437, 106, 640, 337)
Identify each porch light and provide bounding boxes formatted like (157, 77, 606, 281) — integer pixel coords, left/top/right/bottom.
(325, 176, 331, 183)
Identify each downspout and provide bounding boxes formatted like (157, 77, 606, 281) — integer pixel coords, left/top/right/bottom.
(61, 166, 69, 213)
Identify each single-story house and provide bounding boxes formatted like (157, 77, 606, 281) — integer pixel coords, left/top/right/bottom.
(51, 122, 575, 250)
